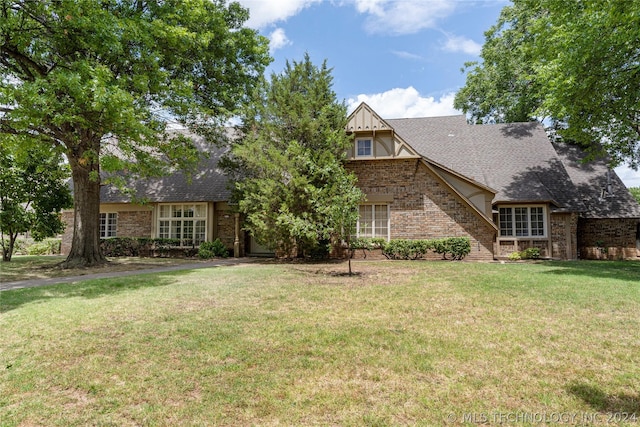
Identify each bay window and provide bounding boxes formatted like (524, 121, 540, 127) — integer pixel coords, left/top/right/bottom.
(499, 206, 546, 237)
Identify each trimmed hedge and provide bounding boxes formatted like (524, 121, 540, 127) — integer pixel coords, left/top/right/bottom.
(100, 237, 201, 258)
(350, 236, 471, 261)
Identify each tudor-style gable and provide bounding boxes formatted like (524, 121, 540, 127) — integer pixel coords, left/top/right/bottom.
(346, 102, 419, 159)
(346, 102, 496, 225)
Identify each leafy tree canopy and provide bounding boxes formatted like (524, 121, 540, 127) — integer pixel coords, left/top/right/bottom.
(0, 136, 72, 261)
(454, 0, 640, 168)
(225, 54, 363, 258)
(0, 0, 271, 266)
(629, 187, 640, 205)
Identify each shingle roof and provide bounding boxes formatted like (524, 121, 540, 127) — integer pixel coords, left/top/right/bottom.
(553, 142, 640, 218)
(100, 132, 231, 203)
(387, 115, 640, 217)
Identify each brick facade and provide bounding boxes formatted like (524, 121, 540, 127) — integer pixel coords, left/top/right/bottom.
(346, 158, 496, 261)
(215, 208, 244, 256)
(60, 203, 245, 257)
(117, 211, 152, 238)
(550, 212, 579, 260)
(578, 218, 639, 260)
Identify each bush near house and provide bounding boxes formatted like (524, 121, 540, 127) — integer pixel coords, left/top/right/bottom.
(508, 247, 541, 261)
(100, 238, 200, 258)
(198, 239, 229, 259)
(350, 237, 472, 261)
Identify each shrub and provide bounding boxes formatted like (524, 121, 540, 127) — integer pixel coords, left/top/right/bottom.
(381, 239, 429, 260)
(198, 239, 229, 259)
(507, 247, 541, 261)
(26, 238, 61, 255)
(381, 237, 471, 261)
(431, 237, 471, 260)
(101, 237, 140, 257)
(521, 247, 541, 259)
(508, 251, 522, 261)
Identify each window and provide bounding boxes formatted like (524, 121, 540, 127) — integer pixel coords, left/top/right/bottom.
(158, 204, 207, 246)
(100, 213, 117, 238)
(356, 204, 389, 239)
(499, 206, 546, 237)
(356, 138, 372, 157)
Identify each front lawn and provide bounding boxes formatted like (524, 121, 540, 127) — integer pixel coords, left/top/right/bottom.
(1, 260, 639, 425)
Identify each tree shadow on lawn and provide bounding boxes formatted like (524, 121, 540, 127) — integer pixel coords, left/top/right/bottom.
(538, 260, 640, 283)
(0, 272, 181, 313)
(567, 382, 640, 414)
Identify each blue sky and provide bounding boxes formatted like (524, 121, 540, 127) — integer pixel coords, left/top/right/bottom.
(238, 0, 640, 187)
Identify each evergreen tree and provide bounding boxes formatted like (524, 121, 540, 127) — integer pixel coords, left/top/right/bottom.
(227, 54, 363, 258)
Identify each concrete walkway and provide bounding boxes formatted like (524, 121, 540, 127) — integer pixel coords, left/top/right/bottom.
(0, 258, 257, 292)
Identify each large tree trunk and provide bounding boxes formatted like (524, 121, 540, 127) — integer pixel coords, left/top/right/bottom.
(62, 141, 106, 268)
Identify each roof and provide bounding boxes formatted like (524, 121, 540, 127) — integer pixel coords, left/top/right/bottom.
(386, 115, 640, 217)
(553, 142, 640, 218)
(100, 132, 231, 204)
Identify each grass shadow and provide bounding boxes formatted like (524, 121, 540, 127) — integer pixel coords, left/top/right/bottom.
(567, 382, 640, 414)
(539, 260, 640, 283)
(0, 272, 182, 313)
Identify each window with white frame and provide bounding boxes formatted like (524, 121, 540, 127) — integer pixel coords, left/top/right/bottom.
(499, 206, 546, 237)
(100, 213, 117, 238)
(356, 138, 373, 157)
(356, 204, 389, 239)
(157, 204, 207, 246)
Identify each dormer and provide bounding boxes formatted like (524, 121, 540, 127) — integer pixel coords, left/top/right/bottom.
(346, 102, 419, 160)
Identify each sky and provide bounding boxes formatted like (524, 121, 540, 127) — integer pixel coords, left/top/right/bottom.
(236, 0, 640, 188)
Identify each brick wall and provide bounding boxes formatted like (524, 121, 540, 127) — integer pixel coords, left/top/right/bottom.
(117, 211, 152, 237)
(346, 159, 496, 261)
(216, 209, 244, 255)
(578, 218, 639, 260)
(550, 212, 579, 260)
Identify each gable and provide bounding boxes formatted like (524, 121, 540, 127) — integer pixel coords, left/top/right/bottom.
(346, 103, 419, 159)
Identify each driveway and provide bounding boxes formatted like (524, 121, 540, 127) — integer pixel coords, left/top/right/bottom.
(0, 258, 257, 292)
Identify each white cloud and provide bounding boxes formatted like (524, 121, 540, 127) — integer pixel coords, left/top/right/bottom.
(354, 0, 457, 35)
(239, 0, 322, 29)
(391, 50, 423, 61)
(614, 165, 640, 188)
(347, 87, 460, 118)
(442, 35, 482, 56)
(268, 28, 291, 52)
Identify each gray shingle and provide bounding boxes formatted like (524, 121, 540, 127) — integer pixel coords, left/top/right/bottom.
(388, 116, 639, 217)
(100, 132, 231, 203)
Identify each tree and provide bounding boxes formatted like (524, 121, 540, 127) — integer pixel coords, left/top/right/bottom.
(630, 187, 640, 205)
(0, 137, 72, 261)
(0, 0, 270, 267)
(225, 54, 363, 258)
(454, 0, 640, 168)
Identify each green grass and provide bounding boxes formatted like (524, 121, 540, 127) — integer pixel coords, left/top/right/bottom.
(0, 255, 203, 283)
(1, 260, 640, 426)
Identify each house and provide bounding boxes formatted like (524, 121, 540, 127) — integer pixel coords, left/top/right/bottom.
(60, 103, 640, 260)
(345, 103, 640, 260)
(60, 136, 248, 257)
